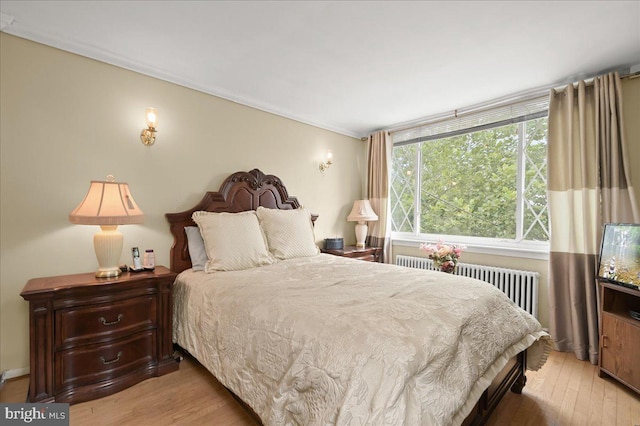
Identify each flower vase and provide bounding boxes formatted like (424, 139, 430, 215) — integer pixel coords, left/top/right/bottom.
(435, 260, 456, 274)
(421, 241, 466, 274)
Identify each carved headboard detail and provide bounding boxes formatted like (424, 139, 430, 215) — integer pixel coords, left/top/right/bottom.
(165, 169, 316, 273)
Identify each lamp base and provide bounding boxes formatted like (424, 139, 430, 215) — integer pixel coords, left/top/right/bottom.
(94, 225, 123, 278)
(354, 222, 368, 248)
(95, 268, 122, 278)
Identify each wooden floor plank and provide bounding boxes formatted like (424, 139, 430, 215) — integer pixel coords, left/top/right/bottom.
(487, 384, 523, 425)
(548, 351, 575, 425)
(617, 384, 640, 426)
(2, 350, 639, 425)
(631, 388, 640, 426)
(587, 366, 605, 426)
(0, 376, 28, 403)
(66, 356, 255, 426)
(537, 350, 566, 422)
(602, 376, 619, 426)
(569, 359, 592, 425)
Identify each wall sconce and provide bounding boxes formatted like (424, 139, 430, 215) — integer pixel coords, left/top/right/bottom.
(319, 151, 333, 172)
(140, 107, 158, 146)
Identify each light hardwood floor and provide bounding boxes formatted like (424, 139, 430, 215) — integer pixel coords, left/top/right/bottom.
(2, 350, 639, 425)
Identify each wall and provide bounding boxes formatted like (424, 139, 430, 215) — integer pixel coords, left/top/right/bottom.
(391, 76, 640, 330)
(0, 34, 365, 374)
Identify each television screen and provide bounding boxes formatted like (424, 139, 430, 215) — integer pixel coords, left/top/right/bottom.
(597, 223, 640, 289)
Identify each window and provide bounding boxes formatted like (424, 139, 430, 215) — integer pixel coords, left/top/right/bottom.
(390, 95, 549, 247)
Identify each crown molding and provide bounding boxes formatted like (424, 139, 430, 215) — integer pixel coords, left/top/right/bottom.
(1, 23, 361, 139)
(0, 13, 15, 31)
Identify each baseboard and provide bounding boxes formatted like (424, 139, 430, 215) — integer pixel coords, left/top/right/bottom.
(1, 367, 29, 381)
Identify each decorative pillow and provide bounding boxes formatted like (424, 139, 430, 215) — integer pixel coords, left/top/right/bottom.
(184, 226, 208, 272)
(256, 206, 319, 260)
(192, 211, 273, 272)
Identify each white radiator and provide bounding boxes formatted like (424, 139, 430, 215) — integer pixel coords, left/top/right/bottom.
(395, 255, 539, 318)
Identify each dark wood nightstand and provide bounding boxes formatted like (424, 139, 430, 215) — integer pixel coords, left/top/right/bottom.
(20, 266, 179, 404)
(321, 245, 383, 262)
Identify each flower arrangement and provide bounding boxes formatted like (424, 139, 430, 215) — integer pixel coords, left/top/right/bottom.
(419, 241, 467, 273)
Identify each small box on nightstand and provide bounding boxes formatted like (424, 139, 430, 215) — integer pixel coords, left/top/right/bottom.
(324, 238, 344, 250)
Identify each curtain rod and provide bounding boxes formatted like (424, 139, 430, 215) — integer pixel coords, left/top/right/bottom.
(379, 67, 634, 137)
(386, 87, 551, 135)
(550, 69, 638, 94)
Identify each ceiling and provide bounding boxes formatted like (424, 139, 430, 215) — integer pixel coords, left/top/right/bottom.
(1, 1, 639, 138)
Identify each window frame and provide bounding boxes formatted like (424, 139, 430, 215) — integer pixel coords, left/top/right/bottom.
(391, 233, 550, 260)
(390, 97, 550, 260)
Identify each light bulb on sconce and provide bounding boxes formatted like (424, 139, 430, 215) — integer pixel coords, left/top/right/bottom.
(319, 151, 333, 172)
(140, 107, 158, 146)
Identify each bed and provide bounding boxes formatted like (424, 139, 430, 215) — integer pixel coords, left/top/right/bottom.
(166, 169, 549, 426)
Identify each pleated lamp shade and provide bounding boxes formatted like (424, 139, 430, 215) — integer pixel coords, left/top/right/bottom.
(69, 177, 144, 277)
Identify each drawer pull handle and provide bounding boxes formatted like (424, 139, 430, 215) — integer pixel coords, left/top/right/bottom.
(100, 351, 123, 365)
(99, 314, 123, 326)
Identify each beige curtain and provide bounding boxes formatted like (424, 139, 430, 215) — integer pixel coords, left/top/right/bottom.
(547, 72, 639, 364)
(366, 131, 392, 263)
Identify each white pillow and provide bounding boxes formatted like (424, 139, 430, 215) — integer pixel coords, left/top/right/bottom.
(184, 226, 208, 272)
(256, 206, 319, 260)
(192, 211, 273, 272)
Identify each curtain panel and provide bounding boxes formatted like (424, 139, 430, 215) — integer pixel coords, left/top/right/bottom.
(547, 72, 639, 364)
(366, 131, 392, 263)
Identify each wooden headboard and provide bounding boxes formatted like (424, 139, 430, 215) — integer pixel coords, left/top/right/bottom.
(165, 169, 316, 273)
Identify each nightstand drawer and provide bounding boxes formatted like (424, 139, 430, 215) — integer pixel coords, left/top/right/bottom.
(55, 295, 157, 349)
(56, 330, 156, 390)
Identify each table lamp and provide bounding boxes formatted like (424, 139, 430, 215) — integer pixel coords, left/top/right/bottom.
(69, 175, 144, 277)
(347, 200, 378, 248)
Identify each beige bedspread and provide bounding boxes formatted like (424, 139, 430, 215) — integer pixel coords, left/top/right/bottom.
(173, 254, 549, 426)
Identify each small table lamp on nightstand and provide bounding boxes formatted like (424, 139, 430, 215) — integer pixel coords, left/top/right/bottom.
(347, 199, 378, 248)
(69, 175, 144, 278)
